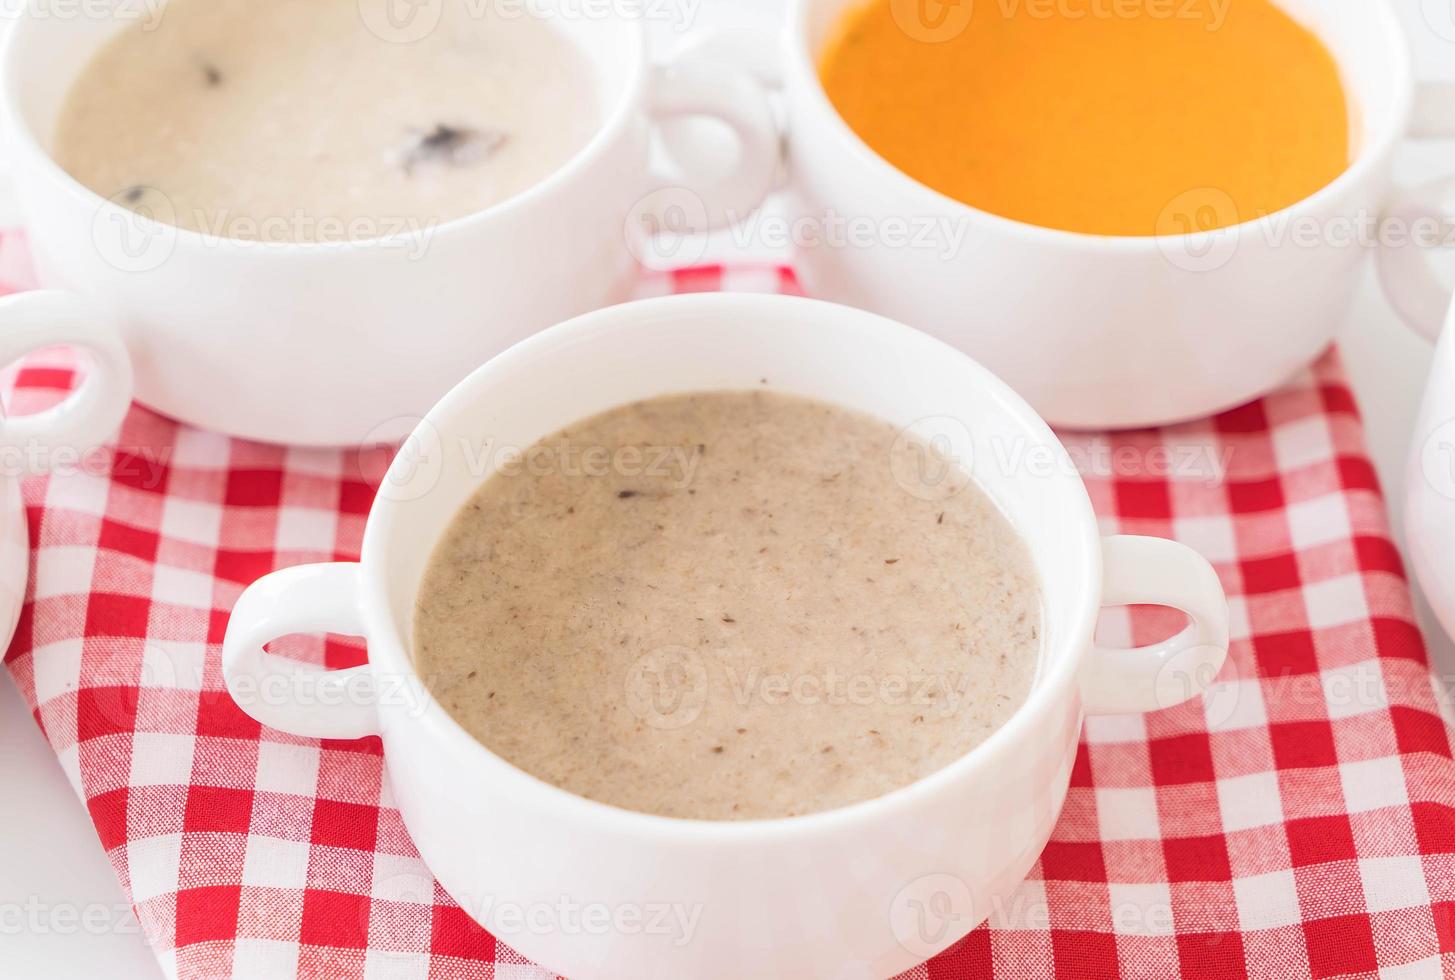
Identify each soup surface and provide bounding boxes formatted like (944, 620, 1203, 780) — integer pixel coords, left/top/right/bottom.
(54, 0, 598, 240)
(413, 390, 1043, 820)
(819, 0, 1350, 236)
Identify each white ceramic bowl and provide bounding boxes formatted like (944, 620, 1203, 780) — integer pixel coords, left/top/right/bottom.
(0, 0, 778, 446)
(1406, 300, 1455, 644)
(784, 0, 1455, 429)
(222, 293, 1229, 980)
(1386, 154, 1455, 644)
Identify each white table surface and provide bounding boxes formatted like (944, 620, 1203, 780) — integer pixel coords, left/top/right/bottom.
(2, 1, 1454, 976)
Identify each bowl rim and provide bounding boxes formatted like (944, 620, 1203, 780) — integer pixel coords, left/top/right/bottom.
(358, 292, 1104, 841)
(0, 0, 651, 253)
(782, 0, 1416, 251)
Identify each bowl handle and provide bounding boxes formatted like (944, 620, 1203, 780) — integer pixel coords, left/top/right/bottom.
(636, 51, 780, 235)
(1376, 82, 1455, 342)
(1080, 535, 1230, 716)
(222, 561, 382, 739)
(0, 290, 134, 466)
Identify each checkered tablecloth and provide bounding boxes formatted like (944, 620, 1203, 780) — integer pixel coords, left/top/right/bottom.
(3, 230, 1455, 978)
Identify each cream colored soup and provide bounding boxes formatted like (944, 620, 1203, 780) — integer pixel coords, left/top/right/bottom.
(54, 0, 598, 241)
(414, 390, 1042, 820)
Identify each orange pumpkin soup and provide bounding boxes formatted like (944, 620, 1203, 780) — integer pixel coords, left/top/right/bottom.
(818, 0, 1350, 236)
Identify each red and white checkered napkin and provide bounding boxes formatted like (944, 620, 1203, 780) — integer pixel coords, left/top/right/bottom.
(4, 229, 1455, 978)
